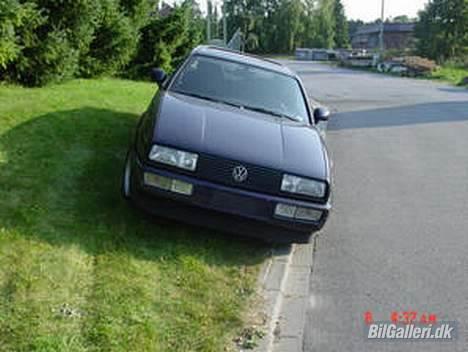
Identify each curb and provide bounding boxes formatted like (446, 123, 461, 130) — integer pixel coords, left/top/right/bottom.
(254, 241, 315, 352)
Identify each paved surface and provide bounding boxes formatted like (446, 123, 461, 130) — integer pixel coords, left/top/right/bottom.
(254, 245, 314, 352)
(283, 61, 468, 352)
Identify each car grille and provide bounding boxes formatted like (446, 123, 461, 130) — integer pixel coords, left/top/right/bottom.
(197, 154, 283, 196)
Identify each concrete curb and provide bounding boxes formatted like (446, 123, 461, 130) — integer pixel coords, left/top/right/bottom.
(254, 242, 315, 352)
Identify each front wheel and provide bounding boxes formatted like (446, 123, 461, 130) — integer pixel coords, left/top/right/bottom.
(121, 150, 133, 200)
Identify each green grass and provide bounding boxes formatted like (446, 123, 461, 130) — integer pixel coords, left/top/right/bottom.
(0, 79, 267, 352)
(429, 65, 468, 86)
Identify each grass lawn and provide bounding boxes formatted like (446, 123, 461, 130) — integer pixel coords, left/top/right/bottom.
(429, 65, 468, 86)
(0, 79, 267, 351)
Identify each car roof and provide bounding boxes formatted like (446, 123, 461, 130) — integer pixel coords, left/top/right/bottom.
(192, 46, 296, 77)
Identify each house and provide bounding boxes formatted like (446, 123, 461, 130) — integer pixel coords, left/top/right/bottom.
(158, 3, 174, 17)
(351, 23, 415, 51)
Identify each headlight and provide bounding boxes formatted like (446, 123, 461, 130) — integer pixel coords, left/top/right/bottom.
(148, 145, 198, 171)
(281, 174, 326, 198)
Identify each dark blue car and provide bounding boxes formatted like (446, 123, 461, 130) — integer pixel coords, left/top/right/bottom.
(122, 46, 332, 243)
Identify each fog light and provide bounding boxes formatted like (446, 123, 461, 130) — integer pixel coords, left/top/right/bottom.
(144, 173, 171, 190)
(295, 207, 322, 222)
(275, 203, 323, 222)
(171, 179, 193, 195)
(144, 173, 193, 195)
(275, 204, 296, 218)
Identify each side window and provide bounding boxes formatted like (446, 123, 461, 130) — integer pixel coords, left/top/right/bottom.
(163, 55, 191, 90)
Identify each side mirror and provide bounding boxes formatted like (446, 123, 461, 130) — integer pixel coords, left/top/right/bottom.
(151, 68, 167, 86)
(313, 107, 331, 123)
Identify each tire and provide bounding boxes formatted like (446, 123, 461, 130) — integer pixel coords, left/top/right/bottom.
(121, 150, 133, 200)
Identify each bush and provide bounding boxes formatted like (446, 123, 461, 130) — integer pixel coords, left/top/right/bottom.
(0, 0, 202, 85)
(444, 58, 468, 70)
(128, 3, 202, 79)
(0, 0, 29, 69)
(0, 1, 45, 78)
(80, 0, 138, 77)
(120, 0, 157, 30)
(1, 0, 143, 85)
(1, 0, 97, 86)
(14, 29, 81, 86)
(415, 0, 467, 62)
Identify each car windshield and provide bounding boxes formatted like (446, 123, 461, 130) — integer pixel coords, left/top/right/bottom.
(170, 55, 309, 122)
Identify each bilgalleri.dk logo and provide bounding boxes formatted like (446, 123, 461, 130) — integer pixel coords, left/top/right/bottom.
(365, 322, 457, 340)
(363, 311, 457, 341)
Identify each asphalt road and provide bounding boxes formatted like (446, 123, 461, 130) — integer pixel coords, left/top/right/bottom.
(283, 61, 468, 352)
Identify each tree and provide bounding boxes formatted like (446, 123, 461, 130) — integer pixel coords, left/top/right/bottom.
(80, 0, 138, 77)
(333, 0, 349, 48)
(415, 0, 468, 62)
(223, 0, 349, 53)
(305, 0, 335, 49)
(129, 1, 202, 76)
(212, 5, 219, 39)
(274, 0, 305, 52)
(225, 0, 266, 51)
(1, 0, 97, 86)
(0, 0, 43, 70)
(1, 0, 396, 85)
(0, 0, 156, 85)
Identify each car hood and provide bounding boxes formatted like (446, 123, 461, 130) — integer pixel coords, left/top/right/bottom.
(152, 92, 328, 180)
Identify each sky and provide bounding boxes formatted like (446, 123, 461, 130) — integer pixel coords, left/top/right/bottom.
(342, 0, 429, 21)
(190, 0, 429, 22)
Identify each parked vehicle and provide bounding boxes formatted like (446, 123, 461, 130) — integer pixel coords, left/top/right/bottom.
(122, 46, 332, 243)
(377, 56, 437, 77)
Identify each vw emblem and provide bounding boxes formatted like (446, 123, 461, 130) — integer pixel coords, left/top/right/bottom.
(232, 165, 248, 183)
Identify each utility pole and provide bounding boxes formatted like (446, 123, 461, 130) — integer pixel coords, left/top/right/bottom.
(206, 0, 211, 42)
(223, 0, 227, 45)
(379, 0, 385, 54)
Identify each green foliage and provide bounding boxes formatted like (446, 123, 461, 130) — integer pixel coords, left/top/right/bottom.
(120, 0, 157, 29)
(314, 0, 336, 48)
(19, 29, 81, 86)
(225, 0, 345, 53)
(333, 0, 349, 48)
(0, 1, 45, 80)
(0, 1, 40, 70)
(225, 0, 268, 51)
(430, 62, 468, 85)
(300, 0, 335, 49)
(0, 0, 203, 85)
(281, 0, 305, 52)
(0, 0, 393, 82)
(80, 0, 138, 77)
(415, 0, 468, 62)
(129, 2, 202, 78)
(1, 0, 97, 85)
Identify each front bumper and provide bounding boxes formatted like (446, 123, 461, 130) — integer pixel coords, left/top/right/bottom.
(129, 153, 331, 243)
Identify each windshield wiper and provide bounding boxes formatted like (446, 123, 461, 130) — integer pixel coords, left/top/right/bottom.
(173, 90, 301, 122)
(241, 105, 302, 122)
(172, 90, 241, 109)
